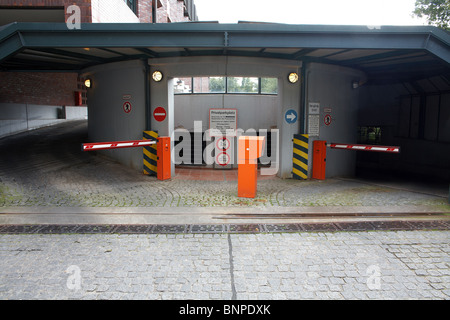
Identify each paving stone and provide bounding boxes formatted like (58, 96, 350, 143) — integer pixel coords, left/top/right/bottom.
(1, 122, 450, 300)
(1, 122, 449, 211)
(0, 230, 447, 300)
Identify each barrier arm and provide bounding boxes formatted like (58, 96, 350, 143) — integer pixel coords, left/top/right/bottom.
(327, 143, 400, 153)
(82, 140, 156, 151)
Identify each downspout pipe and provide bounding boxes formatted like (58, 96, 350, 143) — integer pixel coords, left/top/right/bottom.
(144, 60, 151, 130)
(300, 62, 308, 134)
(152, 0, 157, 23)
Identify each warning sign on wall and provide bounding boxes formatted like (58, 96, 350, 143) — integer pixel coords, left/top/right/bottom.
(324, 114, 332, 126)
(153, 107, 167, 122)
(123, 101, 132, 114)
(216, 137, 231, 151)
(216, 152, 231, 166)
(214, 136, 233, 169)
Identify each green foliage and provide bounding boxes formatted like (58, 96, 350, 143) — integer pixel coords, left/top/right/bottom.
(209, 77, 225, 93)
(227, 77, 258, 93)
(261, 77, 278, 94)
(191, 76, 278, 94)
(413, 0, 450, 30)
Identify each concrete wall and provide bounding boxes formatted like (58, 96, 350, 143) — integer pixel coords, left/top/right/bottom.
(82, 60, 147, 171)
(149, 56, 302, 178)
(358, 83, 450, 180)
(304, 63, 366, 178)
(65, 106, 88, 120)
(81, 57, 369, 179)
(174, 94, 279, 168)
(174, 95, 279, 132)
(0, 103, 87, 138)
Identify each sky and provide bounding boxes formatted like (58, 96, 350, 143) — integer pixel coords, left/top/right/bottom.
(193, 0, 427, 26)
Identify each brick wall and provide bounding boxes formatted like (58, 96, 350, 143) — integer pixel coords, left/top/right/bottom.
(157, 0, 190, 23)
(0, 0, 197, 107)
(0, 72, 80, 106)
(0, 0, 93, 23)
(1, 0, 195, 25)
(138, 0, 153, 23)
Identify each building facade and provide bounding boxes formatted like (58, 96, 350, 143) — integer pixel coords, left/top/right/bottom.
(0, 10, 448, 181)
(0, 0, 197, 24)
(0, 0, 197, 137)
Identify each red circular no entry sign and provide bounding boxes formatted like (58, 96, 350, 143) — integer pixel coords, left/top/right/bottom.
(324, 114, 332, 126)
(153, 107, 167, 122)
(123, 101, 132, 114)
(216, 152, 231, 166)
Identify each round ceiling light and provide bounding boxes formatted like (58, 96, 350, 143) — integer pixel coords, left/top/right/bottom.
(152, 71, 163, 82)
(288, 72, 299, 84)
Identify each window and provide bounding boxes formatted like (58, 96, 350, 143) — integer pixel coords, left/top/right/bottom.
(174, 77, 278, 95)
(261, 77, 278, 94)
(358, 127, 382, 144)
(193, 77, 225, 94)
(227, 77, 258, 94)
(174, 78, 192, 94)
(125, 0, 137, 14)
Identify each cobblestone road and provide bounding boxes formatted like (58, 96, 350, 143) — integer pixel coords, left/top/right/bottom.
(0, 231, 448, 300)
(1, 121, 449, 301)
(1, 121, 449, 211)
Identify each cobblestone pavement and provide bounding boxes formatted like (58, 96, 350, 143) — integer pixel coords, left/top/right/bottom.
(1, 122, 449, 301)
(0, 230, 448, 300)
(1, 121, 449, 211)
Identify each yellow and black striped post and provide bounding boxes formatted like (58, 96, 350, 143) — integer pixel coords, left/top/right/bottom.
(143, 131, 158, 176)
(293, 134, 309, 180)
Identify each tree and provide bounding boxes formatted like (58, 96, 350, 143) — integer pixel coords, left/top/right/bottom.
(240, 77, 258, 93)
(227, 77, 258, 93)
(413, 0, 450, 30)
(261, 78, 278, 94)
(209, 77, 225, 93)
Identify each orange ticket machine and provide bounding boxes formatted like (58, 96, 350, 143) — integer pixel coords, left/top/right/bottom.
(312, 140, 327, 180)
(157, 137, 171, 181)
(238, 136, 265, 198)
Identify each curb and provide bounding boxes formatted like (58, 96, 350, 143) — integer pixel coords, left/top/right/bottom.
(1, 220, 449, 234)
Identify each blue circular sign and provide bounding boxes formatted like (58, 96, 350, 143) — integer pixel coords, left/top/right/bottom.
(285, 109, 298, 124)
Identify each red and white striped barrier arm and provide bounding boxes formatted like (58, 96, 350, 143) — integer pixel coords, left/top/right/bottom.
(82, 140, 156, 151)
(327, 143, 400, 153)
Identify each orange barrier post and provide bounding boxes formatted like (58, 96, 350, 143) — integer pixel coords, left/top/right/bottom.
(312, 140, 327, 180)
(82, 136, 171, 181)
(157, 137, 171, 181)
(238, 136, 265, 198)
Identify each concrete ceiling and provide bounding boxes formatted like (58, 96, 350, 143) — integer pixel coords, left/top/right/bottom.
(0, 22, 449, 85)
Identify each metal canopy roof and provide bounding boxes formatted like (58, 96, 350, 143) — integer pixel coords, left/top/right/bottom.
(1, 22, 449, 84)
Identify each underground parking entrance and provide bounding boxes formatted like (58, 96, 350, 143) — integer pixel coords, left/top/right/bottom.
(0, 119, 449, 229)
(1, 23, 449, 224)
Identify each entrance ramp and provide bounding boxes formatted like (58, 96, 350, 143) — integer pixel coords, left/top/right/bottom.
(0, 121, 448, 226)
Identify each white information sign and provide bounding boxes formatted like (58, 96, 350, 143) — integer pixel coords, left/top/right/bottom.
(308, 115, 320, 136)
(209, 109, 237, 137)
(308, 102, 320, 115)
